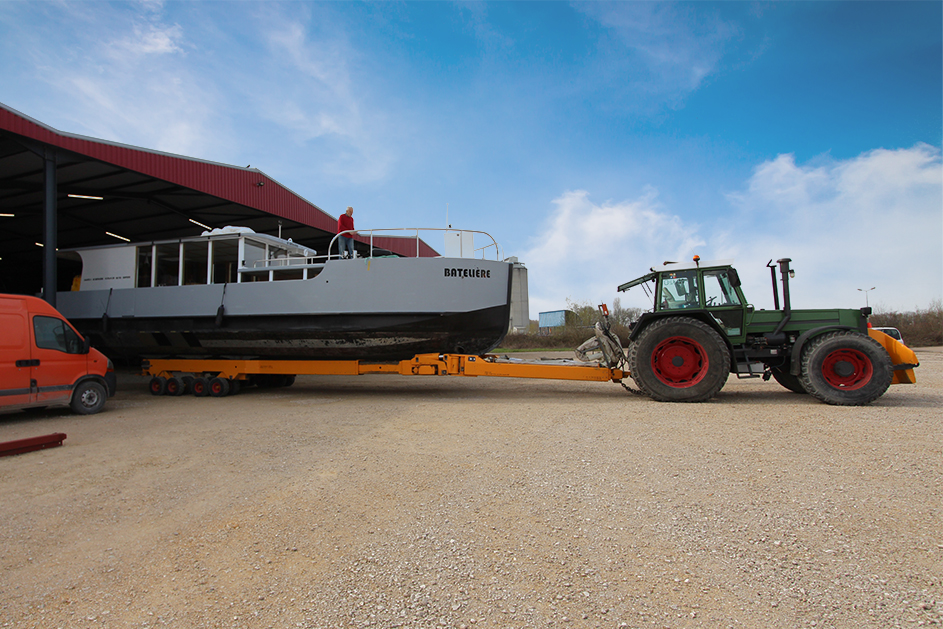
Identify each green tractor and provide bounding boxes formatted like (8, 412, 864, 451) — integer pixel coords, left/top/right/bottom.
(616, 257, 919, 405)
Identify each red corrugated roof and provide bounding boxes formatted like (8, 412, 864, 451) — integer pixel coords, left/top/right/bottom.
(0, 103, 438, 256)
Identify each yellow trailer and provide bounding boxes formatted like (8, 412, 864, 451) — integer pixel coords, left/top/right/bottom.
(142, 353, 627, 397)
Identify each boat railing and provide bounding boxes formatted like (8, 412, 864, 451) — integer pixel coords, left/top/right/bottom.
(329, 228, 503, 261)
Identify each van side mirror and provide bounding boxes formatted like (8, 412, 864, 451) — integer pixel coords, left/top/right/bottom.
(82, 337, 91, 354)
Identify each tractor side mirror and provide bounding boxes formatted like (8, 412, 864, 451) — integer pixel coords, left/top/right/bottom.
(728, 269, 741, 287)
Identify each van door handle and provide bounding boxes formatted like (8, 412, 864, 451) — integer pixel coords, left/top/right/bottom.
(16, 359, 40, 367)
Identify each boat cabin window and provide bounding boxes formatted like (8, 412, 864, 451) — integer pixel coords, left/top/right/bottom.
(183, 241, 208, 285)
(659, 270, 699, 310)
(136, 246, 152, 288)
(212, 239, 238, 284)
(155, 243, 180, 287)
(244, 240, 266, 270)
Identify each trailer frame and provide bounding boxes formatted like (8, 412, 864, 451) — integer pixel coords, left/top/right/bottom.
(142, 353, 626, 397)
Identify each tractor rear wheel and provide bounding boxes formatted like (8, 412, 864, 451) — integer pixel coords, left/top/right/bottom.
(629, 317, 730, 402)
(799, 331, 892, 406)
(770, 368, 807, 394)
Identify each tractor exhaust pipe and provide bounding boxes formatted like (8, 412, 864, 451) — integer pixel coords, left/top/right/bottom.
(767, 260, 780, 310)
(778, 258, 793, 314)
(766, 258, 793, 343)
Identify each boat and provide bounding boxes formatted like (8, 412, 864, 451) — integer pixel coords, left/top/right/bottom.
(55, 227, 513, 362)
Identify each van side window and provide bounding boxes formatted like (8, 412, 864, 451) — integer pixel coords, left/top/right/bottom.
(33, 316, 84, 354)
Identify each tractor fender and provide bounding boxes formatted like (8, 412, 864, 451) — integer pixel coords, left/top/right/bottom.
(630, 311, 735, 369)
(788, 325, 855, 376)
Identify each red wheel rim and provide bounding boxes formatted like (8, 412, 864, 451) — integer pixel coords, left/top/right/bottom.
(821, 348, 872, 390)
(149, 379, 163, 394)
(211, 381, 223, 394)
(651, 336, 708, 387)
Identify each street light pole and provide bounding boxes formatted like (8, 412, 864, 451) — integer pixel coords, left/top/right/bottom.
(858, 286, 876, 308)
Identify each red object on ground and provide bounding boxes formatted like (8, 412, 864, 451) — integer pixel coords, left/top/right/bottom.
(0, 433, 67, 457)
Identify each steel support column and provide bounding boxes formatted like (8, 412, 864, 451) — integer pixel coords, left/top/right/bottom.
(43, 149, 57, 306)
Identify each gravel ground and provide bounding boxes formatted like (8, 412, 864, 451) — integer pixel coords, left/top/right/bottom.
(0, 348, 940, 629)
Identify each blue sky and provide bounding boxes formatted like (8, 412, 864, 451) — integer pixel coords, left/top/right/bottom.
(1, 1, 940, 317)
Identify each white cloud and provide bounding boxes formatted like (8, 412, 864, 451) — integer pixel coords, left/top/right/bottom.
(522, 188, 705, 316)
(246, 10, 398, 185)
(724, 144, 942, 312)
(523, 145, 942, 318)
(17, 4, 226, 159)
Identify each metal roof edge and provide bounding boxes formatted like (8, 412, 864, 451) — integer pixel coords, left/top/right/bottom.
(0, 100, 262, 174)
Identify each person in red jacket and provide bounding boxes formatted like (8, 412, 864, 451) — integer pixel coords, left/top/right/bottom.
(337, 206, 356, 258)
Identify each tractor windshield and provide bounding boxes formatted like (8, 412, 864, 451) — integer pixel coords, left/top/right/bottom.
(659, 270, 699, 310)
(703, 269, 742, 307)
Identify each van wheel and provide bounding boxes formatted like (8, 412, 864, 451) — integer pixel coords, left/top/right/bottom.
(71, 381, 107, 415)
(148, 376, 167, 396)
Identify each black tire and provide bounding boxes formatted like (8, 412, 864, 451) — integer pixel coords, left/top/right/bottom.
(148, 376, 167, 396)
(628, 317, 730, 403)
(71, 381, 107, 415)
(799, 331, 892, 406)
(228, 379, 241, 396)
(191, 377, 210, 397)
(165, 377, 186, 396)
(209, 377, 230, 397)
(770, 368, 807, 394)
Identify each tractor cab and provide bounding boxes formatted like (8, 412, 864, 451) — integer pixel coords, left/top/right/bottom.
(618, 258, 749, 342)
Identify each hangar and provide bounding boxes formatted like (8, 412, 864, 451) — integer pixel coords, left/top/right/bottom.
(0, 102, 437, 305)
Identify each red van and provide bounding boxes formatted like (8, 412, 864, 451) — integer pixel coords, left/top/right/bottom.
(0, 294, 115, 415)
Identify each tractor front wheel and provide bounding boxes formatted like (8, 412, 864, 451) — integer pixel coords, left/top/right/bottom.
(629, 317, 730, 402)
(799, 331, 892, 406)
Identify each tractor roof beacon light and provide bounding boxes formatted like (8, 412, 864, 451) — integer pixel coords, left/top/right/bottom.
(693, 255, 701, 268)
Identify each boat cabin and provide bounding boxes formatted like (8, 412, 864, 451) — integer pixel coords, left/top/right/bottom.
(61, 227, 326, 292)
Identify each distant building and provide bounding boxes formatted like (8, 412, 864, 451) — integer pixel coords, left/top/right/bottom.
(538, 309, 579, 335)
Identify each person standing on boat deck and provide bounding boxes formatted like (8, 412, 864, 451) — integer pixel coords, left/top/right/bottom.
(337, 206, 356, 259)
(337, 206, 356, 258)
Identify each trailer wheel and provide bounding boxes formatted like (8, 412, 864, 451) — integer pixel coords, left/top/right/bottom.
(228, 379, 241, 396)
(191, 377, 210, 397)
(148, 376, 167, 396)
(71, 381, 107, 415)
(165, 377, 186, 396)
(770, 368, 806, 394)
(629, 317, 730, 402)
(799, 331, 892, 405)
(209, 377, 230, 397)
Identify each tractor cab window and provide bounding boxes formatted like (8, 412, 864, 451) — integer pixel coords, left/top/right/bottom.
(659, 271, 699, 310)
(703, 270, 743, 308)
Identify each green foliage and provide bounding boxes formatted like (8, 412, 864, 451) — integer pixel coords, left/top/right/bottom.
(870, 300, 943, 347)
